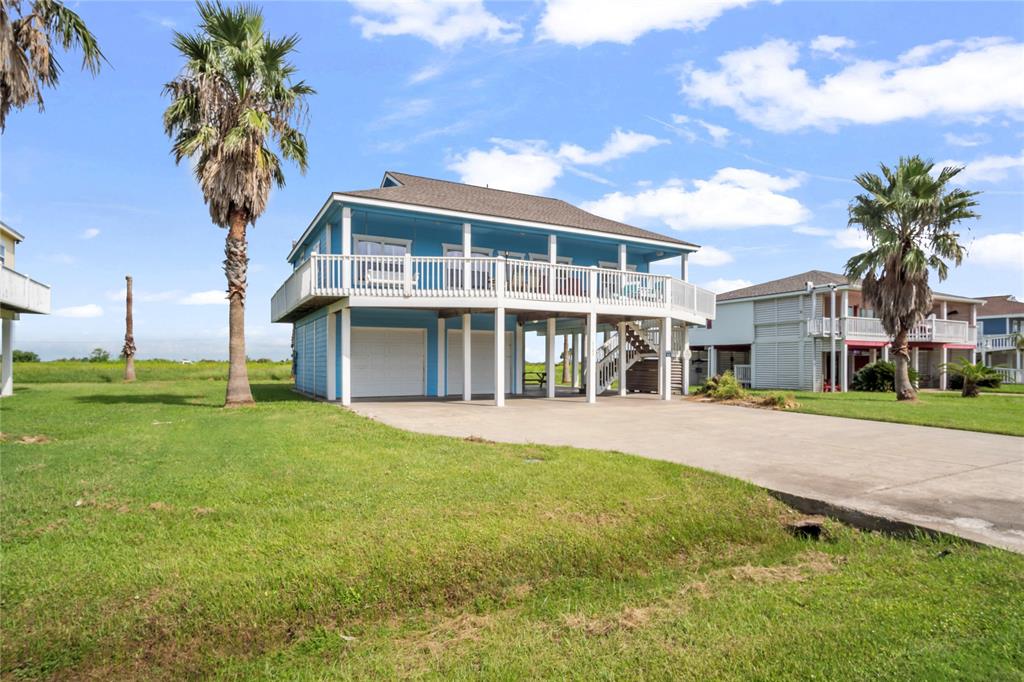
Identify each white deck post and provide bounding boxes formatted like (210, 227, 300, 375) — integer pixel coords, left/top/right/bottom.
(940, 345, 949, 390)
(494, 308, 505, 407)
(680, 253, 688, 281)
(339, 307, 351, 406)
(548, 235, 557, 297)
(882, 345, 889, 362)
(437, 317, 446, 397)
(970, 304, 978, 363)
(515, 321, 525, 395)
(617, 320, 627, 396)
(571, 332, 579, 388)
(912, 346, 920, 387)
(462, 312, 472, 400)
(546, 317, 556, 398)
(829, 286, 837, 390)
(462, 222, 472, 292)
(660, 316, 672, 400)
(1, 318, 13, 397)
(708, 345, 717, 377)
(341, 207, 352, 289)
(841, 341, 849, 392)
(326, 311, 337, 400)
(681, 324, 690, 396)
(586, 312, 597, 403)
(869, 348, 877, 364)
(618, 244, 627, 270)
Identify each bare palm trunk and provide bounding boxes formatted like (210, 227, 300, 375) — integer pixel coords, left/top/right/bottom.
(892, 329, 916, 401)
(123, 275, 136, 382)
(561, 334, 571, 385)
(225, 210, 254, 406)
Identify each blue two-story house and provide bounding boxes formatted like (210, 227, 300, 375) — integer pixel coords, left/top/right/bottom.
(271, 172, 716, 406)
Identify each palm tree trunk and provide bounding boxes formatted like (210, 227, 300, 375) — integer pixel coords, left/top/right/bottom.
(892, 329, 916, 401)
(225, 210, 254, 406)
(561, 334, 571, 385)
(123, 275, 136, 382)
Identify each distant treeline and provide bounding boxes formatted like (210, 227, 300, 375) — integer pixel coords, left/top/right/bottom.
(13, 360, 292, 383)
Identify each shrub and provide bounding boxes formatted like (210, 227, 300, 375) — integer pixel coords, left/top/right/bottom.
(949, 372, 1000, 391)
(698, 371, 746, 400)
(12, 350, 40, 362)
(851, 360, 920, 392)
(943, 359, 1001, 397)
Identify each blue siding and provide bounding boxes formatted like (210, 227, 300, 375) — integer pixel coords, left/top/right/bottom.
(982, 317, 1008, 335)
(314, 316, 327, 397)
(294, 308, 328, 397)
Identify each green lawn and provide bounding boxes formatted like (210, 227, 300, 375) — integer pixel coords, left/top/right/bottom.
(749, 389, 1024, 437)
(982, 383, 1024, 395)
(2, 380, 1022, 679)
(12, 359, 292, 383)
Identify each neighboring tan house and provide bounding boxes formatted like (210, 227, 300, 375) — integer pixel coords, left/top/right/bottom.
(975, 295, 1024, 383)
(0, 221, 52, 396)
(270, 172, 716, 405)
(688, 270, 984, 391)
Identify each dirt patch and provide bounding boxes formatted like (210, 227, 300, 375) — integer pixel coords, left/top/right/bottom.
(562, 604, 668, 636)
(2, 433, 53, 444)
(726, 551, 842, 584)
(148, 502, 173, 512)
(463, 435, 495, 444)
(401, 612, 497, 657)
(191, 506, 215, 516)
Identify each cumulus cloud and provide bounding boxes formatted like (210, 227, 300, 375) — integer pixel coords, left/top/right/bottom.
(581, 168, 810, 230)
(936, 151, 1024, 184)
(81, 228, 100, 239)
(944, 132, 990, 148)
(682, 37, 1024, 132)
(179, 290, 227, 305)
(55, 304, 103, 318)
(689, 245, 734, 267)
(703, 278, 753, 294)
(408, 64, 445, 84)
(792, 225, 832, 237)
(350, 0, 520, 48)
(537, 0, 755, 46)
(810, 35, 856, 58)
(968, 232, 1024, 268)
(449, 129, 668, 194)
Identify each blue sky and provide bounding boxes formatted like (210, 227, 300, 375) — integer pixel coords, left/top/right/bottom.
(3, 0, 1022, 360)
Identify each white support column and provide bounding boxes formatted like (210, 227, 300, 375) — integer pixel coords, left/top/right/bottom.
(940, 300, 948, 320)
(546, 317, 556, 398)
(573, 332, 581, 388)
(829, 287, 837, 391)
(325, 223, 332, 254)
(913, 347, 920, 374)
(515, 321, 525, 395)
(339, 307, 351, 406)
(341, 207, 352, 289)
(1, 318, 13, 397)
(660, 316, 672, 400)
(494, 308, 505, 407)
(548, 234, 558, 297)
(882, 345, 889, 362)
(462, 222, 472, 292)
(680, 253, 689, 282)
(841, 341, 849, 392)
(970, 303, 978, 363)
(617, 321, 627, 396)
(618, 244, 627, 271)
(462, 313, 472, 401)
(940, 346, 949, 390)
(437, 317, 446, 397)
(681, 324, 690, 396)
(708, 345, 717, 378)
(841, 289, 849, 320)
(870, 348, 877, 364)
(586, 312, 597, 403)
(326, 311, 337, 400)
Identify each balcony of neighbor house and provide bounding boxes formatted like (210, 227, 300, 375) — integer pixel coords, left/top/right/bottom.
(0, 267, 51, 315)
(271, 253, 716, 327)
(806, 288, 978, 347)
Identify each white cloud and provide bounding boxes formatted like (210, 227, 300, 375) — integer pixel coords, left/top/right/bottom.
(829, 227, 871, 250)
(697, 120, 731, 144)
(350, 0, 520, 48)
(179, 290, 227, 305)
(689, 245, 734, 267)
(81, 228, 100, 240)
(537, 0, 755, 46)
(375, 98, 433, 126)
(969, 232, 1024, 268)
(810, 35, 856, 58)
(556, 129, 668, 165)
(703, 278, 753, 294)
(408, 64, 445, 84)
(449, 129, 667, 194)
(682, 37, 1024, 132)
(792, 225, 832, 237)
(662, 114, 731, 145)
(936, 151, 1024, 184)
(55, 304, 103, 318)
(582, 168, 809, 230)
(944, 132, 990, 148)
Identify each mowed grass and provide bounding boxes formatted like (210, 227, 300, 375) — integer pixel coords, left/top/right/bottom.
(12, 359, 291, 383)
(749, 389, 1024, 437)
(2, 381, 1023, 679)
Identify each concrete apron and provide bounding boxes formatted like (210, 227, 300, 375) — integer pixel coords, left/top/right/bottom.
(349, 394, 1024, 554)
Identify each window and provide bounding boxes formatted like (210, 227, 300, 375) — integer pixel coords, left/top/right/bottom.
(0, 244, 5, 267)
(598, 260, 638, 271)
(353, 235, 412, 287)
(355, 235, 411, 256)
(529, 253, 572, 264)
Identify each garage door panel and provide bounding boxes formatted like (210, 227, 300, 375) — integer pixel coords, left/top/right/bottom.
(447, 330, 513, 396)
(352, 328, 425, 398)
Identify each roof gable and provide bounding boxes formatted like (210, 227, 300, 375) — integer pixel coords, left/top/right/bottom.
(977, 295, 1024, 316)
(718, 270, 848, 301)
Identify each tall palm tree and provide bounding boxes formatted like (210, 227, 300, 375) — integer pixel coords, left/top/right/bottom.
(845, 156, 979, 401)
(123, 275, 136, 382)
(0, 0, 104, 130)
(163, 1, 313, 406)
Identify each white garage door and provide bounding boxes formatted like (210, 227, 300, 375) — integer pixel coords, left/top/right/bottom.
(352, 328, 426, 398)
(447, 330, 513, 396)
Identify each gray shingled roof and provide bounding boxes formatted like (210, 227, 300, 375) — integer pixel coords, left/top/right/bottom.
(338, 172, 698, 248)
(718, 270, 849, 301)
(976, 295, 1024, 316)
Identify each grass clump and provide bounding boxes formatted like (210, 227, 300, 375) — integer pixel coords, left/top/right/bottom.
(696, 371, 746, 400)
(758, 391, 799, 410)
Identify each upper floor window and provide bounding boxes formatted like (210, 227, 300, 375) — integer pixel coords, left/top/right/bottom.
(598, 260, 638, 271)
(528, 253, 572, 264)
(355, 235, 410, 257)
(0, 244, 5, 267)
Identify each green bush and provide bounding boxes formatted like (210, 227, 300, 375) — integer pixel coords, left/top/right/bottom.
(851, 360, 920, 392)
(698, 371, 746, 400)
(12, 350, 39, 362)
(949, 372, 1001, 390)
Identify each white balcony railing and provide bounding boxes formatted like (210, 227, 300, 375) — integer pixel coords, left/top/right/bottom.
(0, 267, 51, 315)
(807, 316, 974, 344)
(980, 333, 1019, 351)
(993, 367, 1023, 384)
(733, 364, 752, 386)
(272, 254, 716, 323)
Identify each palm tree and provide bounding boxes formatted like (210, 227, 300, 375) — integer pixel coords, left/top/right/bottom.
(163, 1, 313, 406)
(0, 0, 104, 130)
(943, 358, 1000, 398)
(123, 275, 136, 382)
(845, 156, 980, 401)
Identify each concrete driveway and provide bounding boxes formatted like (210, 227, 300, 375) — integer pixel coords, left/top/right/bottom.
(350, 394, 1024, 553)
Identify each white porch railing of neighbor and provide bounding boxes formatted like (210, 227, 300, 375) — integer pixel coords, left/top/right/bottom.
(0, 267, 51, 314)
(806, 316, 973, 344)
(981, 334, 1019, 351)
(733, 364, 752, 386)
(272, 254, 717, 322)
(993, 367, 1023, 384)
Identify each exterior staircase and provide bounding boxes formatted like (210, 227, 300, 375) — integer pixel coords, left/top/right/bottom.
(592, 322, 657, 394)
